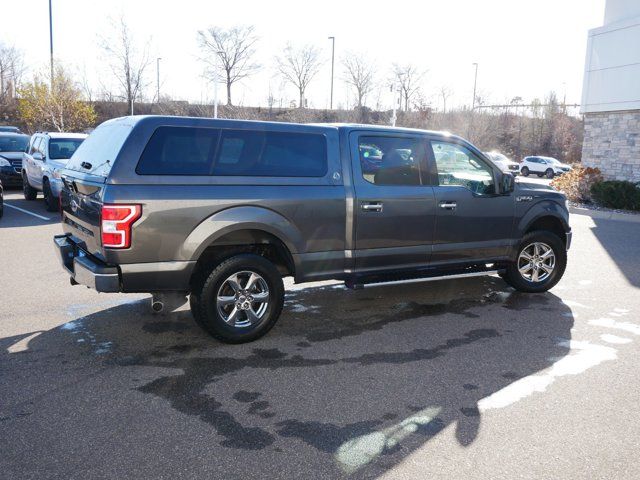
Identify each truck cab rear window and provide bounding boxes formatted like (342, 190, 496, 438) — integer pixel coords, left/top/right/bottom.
(136, 127, 328, 177)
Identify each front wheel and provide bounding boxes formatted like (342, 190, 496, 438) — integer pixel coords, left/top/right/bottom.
(502, 230, 567, 293)
(43, 180, 58, 212)
(23, 174, 37, 200)
(191, 254, 284, 343)
(520, 167, 529, 176)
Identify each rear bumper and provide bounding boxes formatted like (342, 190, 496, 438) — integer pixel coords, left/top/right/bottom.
(54, 234, 120, 292)
(0, 168, 22, 186)
(53, 234, 195, 293)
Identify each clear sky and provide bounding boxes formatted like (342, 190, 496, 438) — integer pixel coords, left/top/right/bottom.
(3, 0, 606, 110)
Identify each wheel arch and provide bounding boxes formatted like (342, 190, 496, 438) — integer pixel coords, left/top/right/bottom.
(183, 206, 302, 287)
(518, 202, 570, 246)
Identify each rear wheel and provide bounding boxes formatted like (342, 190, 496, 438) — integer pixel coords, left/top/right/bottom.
(545, 168, 555, 179)
(23, 174, 37, 200)
(502, 230, 566, 293)
(43, 179, 58, 212)
(191, 254, 284, 343)
(520, 166, 529, 176)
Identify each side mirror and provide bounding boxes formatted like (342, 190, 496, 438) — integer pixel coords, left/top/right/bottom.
(500, 171, 515, 194)
(33, 152, 44, 161)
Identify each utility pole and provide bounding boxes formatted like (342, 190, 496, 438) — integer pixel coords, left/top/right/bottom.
(328, 36, 335, 110)
(49, 0, 54, 88)
(390, 83, 401, 126)
(471, 62, 478, 110)
(156, 57, 161, 103)
(214, 81, 218, 119)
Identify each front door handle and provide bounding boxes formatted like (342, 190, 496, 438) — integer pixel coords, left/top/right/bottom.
(361, 202, 383, 212)
(439, 201, 457, 210)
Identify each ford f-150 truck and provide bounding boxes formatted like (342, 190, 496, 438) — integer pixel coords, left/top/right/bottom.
(54, 116, 571, 343)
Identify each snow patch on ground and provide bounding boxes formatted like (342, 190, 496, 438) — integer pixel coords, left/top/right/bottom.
(478, 339, 617, 411)
(600, 334, 632, 344)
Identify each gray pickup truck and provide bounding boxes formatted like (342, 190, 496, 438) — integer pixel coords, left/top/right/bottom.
(54, 116, 571, 343)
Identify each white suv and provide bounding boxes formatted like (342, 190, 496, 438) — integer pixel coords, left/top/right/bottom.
(22, 132, 87, 211)
(520, 156, 572, 179)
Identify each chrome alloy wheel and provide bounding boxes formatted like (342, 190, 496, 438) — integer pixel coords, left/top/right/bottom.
(518, 242, 556, 283)
(216, 271, 270, 328)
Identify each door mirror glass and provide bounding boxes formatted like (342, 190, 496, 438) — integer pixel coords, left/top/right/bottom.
(500, 172, 515, 194)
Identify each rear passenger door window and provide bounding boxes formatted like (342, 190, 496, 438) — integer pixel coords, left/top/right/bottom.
(357, 136, 425, 186)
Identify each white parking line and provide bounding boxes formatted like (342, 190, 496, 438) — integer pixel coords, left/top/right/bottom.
(4, 203, 51, 221)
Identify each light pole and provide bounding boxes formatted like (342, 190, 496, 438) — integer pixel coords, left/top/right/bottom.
(156, 57, 161, 103)
(471, 62, 478, 110)
(48, 0, 54, 88)
(328, 36, 335, 110)
(213, 50, 224, 118)
(390, 83, 401, 126)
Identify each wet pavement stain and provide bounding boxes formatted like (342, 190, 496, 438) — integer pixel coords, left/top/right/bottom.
(233, 391, 261, 403)
(132, 328, 504, 451)
(247, 401, 270, 414)
(343, 329, 501, 366)
(302, 290, 519, 343)
(142, 321, 192, 334)
(460, 407, 481, 417)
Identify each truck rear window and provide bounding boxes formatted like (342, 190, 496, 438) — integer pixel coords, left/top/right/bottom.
(136, 126, 327, 177)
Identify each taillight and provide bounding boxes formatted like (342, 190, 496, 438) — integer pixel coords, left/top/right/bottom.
(101, 204, 142, 249)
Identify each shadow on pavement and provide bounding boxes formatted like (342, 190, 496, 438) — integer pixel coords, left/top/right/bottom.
(0, 193, 59, 229)
(0, 276, 574, 478)
(590, 218, 640, 287)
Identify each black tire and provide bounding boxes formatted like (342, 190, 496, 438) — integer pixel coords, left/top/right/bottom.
(520, 167, 529, 176)
(23, 174, 37, 200)
(545, 168, 555, 179)
(43, 180, 58, 212)
(502, 230, 567, 293)
(191, 254, 285, 343)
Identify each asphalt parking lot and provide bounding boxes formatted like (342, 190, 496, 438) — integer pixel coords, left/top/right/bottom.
(2, 188, 640, 479)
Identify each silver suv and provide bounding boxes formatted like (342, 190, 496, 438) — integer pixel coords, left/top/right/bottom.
(23, 132, 87, 211)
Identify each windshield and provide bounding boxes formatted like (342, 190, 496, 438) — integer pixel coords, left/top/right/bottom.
(0, 134, 29, 152)
(49, 138, 85, 160)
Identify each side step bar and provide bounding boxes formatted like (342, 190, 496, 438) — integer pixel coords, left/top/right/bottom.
(345, 268, 504, 290)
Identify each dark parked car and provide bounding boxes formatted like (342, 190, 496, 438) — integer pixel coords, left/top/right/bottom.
(0, 126, 21, 133)
(0, 133, 30, 188)
(54, 116, 571, 343)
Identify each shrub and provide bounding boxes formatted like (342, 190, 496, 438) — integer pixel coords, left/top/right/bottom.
(590, 180, 640, 211)
(550, 166, 602, 203)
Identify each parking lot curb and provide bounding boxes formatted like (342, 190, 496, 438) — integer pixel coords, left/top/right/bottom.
(569, 206, 640, 223)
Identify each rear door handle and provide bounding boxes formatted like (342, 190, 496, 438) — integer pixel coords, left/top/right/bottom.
(439, 201, 457, 210)
(361, 202, 383, 212)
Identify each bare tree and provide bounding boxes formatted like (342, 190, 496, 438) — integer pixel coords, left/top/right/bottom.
(392, 64, 425, 112)
(0, 43, 25, 100)
(197, 25, 259, 106)
(342, 52, 375, 108)
(275, 43, 323, 109)
(100, 16, 151, 114)
(439, 85, 453, 113)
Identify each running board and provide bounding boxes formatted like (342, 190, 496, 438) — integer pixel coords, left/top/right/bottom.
(345, 269, 503, 290)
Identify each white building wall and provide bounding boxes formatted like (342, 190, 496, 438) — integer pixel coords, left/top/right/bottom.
(581, 0, 640, 114)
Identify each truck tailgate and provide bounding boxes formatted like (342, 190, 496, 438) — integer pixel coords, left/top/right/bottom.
(60, 173, 106, 258)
